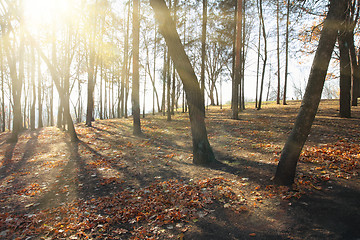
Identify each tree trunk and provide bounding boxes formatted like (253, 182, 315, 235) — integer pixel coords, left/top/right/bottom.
(257, 0, 267, 111)
(125, 55, 131, 118)
(143, 63, 147, 118)
(86, 27, 96, 126)
(200, 0, 207, 105)
(30, 46, 36, 130)
(99, 60, 103, 119)
(5, 19, 24, 142)
(349, 31, 359, 106)
(153, 25, 158, 114)
(121, 4, 130, 118)
(171, 0, 178, 115)
(232, 0, 242, 119)
(276, 0, 281, 104)
(50, 79, 54, 126)
(283, 0, 290, 105)
(339, 25, 352, 118)
(31, 33, 78, 141)
(132, 0, 142, 135)
(255, 19, 261, 109)
(0, 45, 5, 132)
(147, 62, 161, 113)
(161, 46, 166, 115)
(274, 0, 347, 186)
(37, 53, 43, 128)
(150, 0, 215, 165)
(167, 47, 171, 121)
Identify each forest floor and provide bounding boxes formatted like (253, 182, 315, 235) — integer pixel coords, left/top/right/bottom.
(0, 99, 359, 240)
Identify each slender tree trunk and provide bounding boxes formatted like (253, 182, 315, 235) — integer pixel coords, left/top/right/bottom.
(257, 0, 267, 110)
(125, 55, 131, 118)
(0, 45, 5, 132)
(220, 78, 223, 109)
(150, 0, 216, 165)
(255, 19, 261, 109)
(274, 0, 347, 186)
(276, 0, 281, 104)
(153, 25, 158, 114)
(232, 0, 242, 119)
(104, 73, 108, 119)
(30, 46, 36, 130)
(200, 0, 207, 104)
(99, 60, 103, 119)
(6, 20, 24, 142)
(349, 32, 360, 106)
(86, 25, 96, 126)
(231, 4, 236, 111)
(161, 46, 166, 115)
(240, 3, 246, 111)
(283, 0, 290, 105)
(132, 0, 142, 135)
(143, 62, 147, 118)
(37, 53, 43, 128)
(121, 3, 131, 118)
(266, 67, 271, 101)
(171, 0, 178, 115)
(167, 47, 171, 121)
(50, 79, 54, 126)
(147, 62, 161, 113)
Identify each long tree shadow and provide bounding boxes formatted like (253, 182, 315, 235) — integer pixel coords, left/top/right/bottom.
(184, 209, 288, 240)
(76, 138, 185, 189)
(288, 180, 360, 239)
(36, 140, 103, 209)
(0, 130, 40, 181)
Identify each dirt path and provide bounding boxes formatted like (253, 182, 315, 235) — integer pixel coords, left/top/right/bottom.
(0, 100, 359, 239)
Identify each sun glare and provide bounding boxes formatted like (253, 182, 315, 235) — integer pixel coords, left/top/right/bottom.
(24, 0, 71, 30)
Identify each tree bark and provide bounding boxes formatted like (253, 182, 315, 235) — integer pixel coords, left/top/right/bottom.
(0, 44, 5, 132)
(276, 0, 281, 104)
(232, 0, 242, 119)
(257, 0, 267, 111)
(150, 0, 216, 165)
(339, 26, 352, 118)
(274, 0, 347, 186)
(132, 0, 142, 135)
(86, 25, 96, 126)
(4, 20, 23, 142)
(283, 0, 290, 105)
(200, 0, 207, 105)
(30, 46, 36, 130)
(37, 53, 43, 128)
(349, 31, 360, 106)
(161, 46, 166, 115)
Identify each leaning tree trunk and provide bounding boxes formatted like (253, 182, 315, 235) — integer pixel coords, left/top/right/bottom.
(274, 0, 347, 186)
(150, 0, 216, 165)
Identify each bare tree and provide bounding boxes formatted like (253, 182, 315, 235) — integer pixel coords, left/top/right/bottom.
(150, 0, 216, 165)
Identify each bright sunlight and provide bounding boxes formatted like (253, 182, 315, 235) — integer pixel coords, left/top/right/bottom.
(23, 0, 72, 29)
